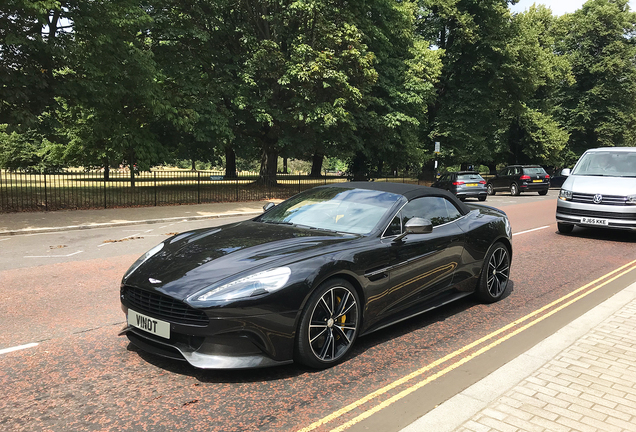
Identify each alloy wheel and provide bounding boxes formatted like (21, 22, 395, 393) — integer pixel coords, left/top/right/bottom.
(307, 286, 359, 362)
(487, 247, 509, 297)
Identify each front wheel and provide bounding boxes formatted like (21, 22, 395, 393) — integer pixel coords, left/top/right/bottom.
(487, 184, 496, 195)
(557, 222, 574, 234)
(510, 183, 520, 196)
(296, 279, 361, 369)
(476, 242, 510, 303)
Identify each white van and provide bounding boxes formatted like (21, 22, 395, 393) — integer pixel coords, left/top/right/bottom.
(555, 147, 636, 233)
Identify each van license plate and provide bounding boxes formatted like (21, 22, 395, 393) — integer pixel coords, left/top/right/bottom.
(581, 217, 608, 226)
(128, 309, 170, 339)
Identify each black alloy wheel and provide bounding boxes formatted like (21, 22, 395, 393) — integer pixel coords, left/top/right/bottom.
(487, 184, 495, 195)
(557, 222, 574, 234)
(510, 183, 520, 196)
(296, 279, 361, 369)
(476, 242, 510, 303)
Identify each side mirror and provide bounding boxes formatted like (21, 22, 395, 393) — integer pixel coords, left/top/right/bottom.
(263, 202, 276, 212)
(394, 218, 433, 242)
(561, 168, 571, 177)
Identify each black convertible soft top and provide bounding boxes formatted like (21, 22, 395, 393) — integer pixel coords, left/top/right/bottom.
(321, 181, 471, 214)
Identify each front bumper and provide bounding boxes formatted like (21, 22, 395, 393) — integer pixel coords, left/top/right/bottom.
(120, 304, 297, 369)
(556, 201, 636, 230)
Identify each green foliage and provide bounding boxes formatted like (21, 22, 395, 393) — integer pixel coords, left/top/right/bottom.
(556, 0, 636, 153)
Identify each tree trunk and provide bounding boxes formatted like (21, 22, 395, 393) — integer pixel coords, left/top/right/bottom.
(487, 163, 497, 175)
(129, 148, 135, 188)
(257, 145, 278, 186)
(191, 159, 196, 171)
(350, 152, 368, 181)
(376, 159, 384, 177)
(282, 157, 288, 174)
(225, 147, 237, 178)
(103, 161, 110, 181)
(309, 153, 323, 177)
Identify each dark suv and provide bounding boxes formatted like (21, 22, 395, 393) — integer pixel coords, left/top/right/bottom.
(432, 171, 487, 201)
(487, 165, 550, 196)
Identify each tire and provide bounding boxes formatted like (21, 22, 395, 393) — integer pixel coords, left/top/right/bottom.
(295, 278, 361, 369)
(538, 190, 548, 196)
(459, 196, 466, 202)
(557, 222, 574, 234)
(476, 242, 510, 303)
(478, 196, 487, 202)
(510, 183, 520, 196)
(487, 184, 495, 195)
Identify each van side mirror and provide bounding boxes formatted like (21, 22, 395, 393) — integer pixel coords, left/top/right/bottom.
(561, 168, 571, 176)
(263, 202, 276, 212)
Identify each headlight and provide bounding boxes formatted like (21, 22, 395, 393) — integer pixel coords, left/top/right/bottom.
(558, 189, 573, 201)
(123, 242, 164, 279)
(628, 195, 636, 205)
(192, 267, 292, 302)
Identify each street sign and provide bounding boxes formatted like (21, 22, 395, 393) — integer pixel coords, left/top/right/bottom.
(434, 142, 440, 153)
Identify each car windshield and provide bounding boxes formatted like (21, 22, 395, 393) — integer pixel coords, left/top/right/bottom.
(256, 187, 403, 234)
(572, 151, 636, 177)
(457, 173, 484, 181)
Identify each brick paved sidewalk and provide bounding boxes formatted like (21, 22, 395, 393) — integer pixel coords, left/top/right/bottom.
(402, 282, 636, 432)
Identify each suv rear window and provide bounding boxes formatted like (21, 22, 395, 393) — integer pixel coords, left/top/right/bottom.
(457, 173, 484, 181)
(523, 167, 546, 175)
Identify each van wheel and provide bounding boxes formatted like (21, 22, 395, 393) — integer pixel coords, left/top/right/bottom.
(557, 223, 574, 234)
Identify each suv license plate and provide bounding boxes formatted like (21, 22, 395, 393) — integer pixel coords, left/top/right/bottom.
(581, 217, 609, 226)
(466, 183, 478, 187)
(532, 179, 543, 183)
(128, 308, 170, 339)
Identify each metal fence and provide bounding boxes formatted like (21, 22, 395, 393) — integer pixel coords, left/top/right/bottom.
(0, 169, 425, 213)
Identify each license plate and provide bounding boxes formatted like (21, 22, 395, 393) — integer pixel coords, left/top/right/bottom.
(532, 179, 543, 183)
(466, 183, 478, 187)
(581, 217, 609, 226)
(128, 308, 170, 339)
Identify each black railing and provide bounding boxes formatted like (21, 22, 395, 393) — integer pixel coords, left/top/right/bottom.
(0, 169, 425, 213)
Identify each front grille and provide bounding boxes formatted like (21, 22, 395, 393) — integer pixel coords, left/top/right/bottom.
(122, 285, 208, 326)
(558, 207, 636, 221)
(571, 193, 628, 206)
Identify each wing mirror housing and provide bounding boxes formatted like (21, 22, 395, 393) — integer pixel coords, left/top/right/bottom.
(263, 202, 276, 212)
(394, 218, 433, 242)
(560, 168, 571, 176)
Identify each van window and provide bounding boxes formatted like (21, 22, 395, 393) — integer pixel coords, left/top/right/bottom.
(572, 151, 636, 177)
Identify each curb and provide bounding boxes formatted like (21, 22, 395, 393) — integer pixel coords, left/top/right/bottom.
(0, 211, 262, 236)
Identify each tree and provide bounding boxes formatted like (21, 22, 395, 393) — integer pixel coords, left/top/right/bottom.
(556, 0, 636, 154)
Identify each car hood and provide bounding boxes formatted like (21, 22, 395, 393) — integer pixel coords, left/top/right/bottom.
(124, 221, 359, 300)
(563, 175, 636, 196)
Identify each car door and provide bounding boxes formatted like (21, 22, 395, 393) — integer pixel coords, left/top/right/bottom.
(493, 168, 510, 191)
(374, 196, 466, 317)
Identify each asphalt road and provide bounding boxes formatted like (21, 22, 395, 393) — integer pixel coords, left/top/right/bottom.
(2, 190, 636, 432)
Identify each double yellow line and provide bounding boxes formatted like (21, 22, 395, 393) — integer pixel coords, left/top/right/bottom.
(298, 258, 636, 432)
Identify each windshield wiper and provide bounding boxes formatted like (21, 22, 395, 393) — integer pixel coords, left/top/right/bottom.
(260, 220, 293, 225)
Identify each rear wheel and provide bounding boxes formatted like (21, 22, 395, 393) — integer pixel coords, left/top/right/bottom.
(476, 242, 510, 303)
(538, 190, 548, 196)
(296, 279, 360, 369)
(478, 196, 487, 202)
(557, 222, 574, 234)
(510, 183, 520, 196)
(487, 184, 495, 195)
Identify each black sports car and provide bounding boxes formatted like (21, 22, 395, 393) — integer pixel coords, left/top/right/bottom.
(120, 182, 513, 369)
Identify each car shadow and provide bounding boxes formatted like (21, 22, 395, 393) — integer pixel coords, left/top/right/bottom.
(125, 280, 515, 382)
(558, 227, 636, 242)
